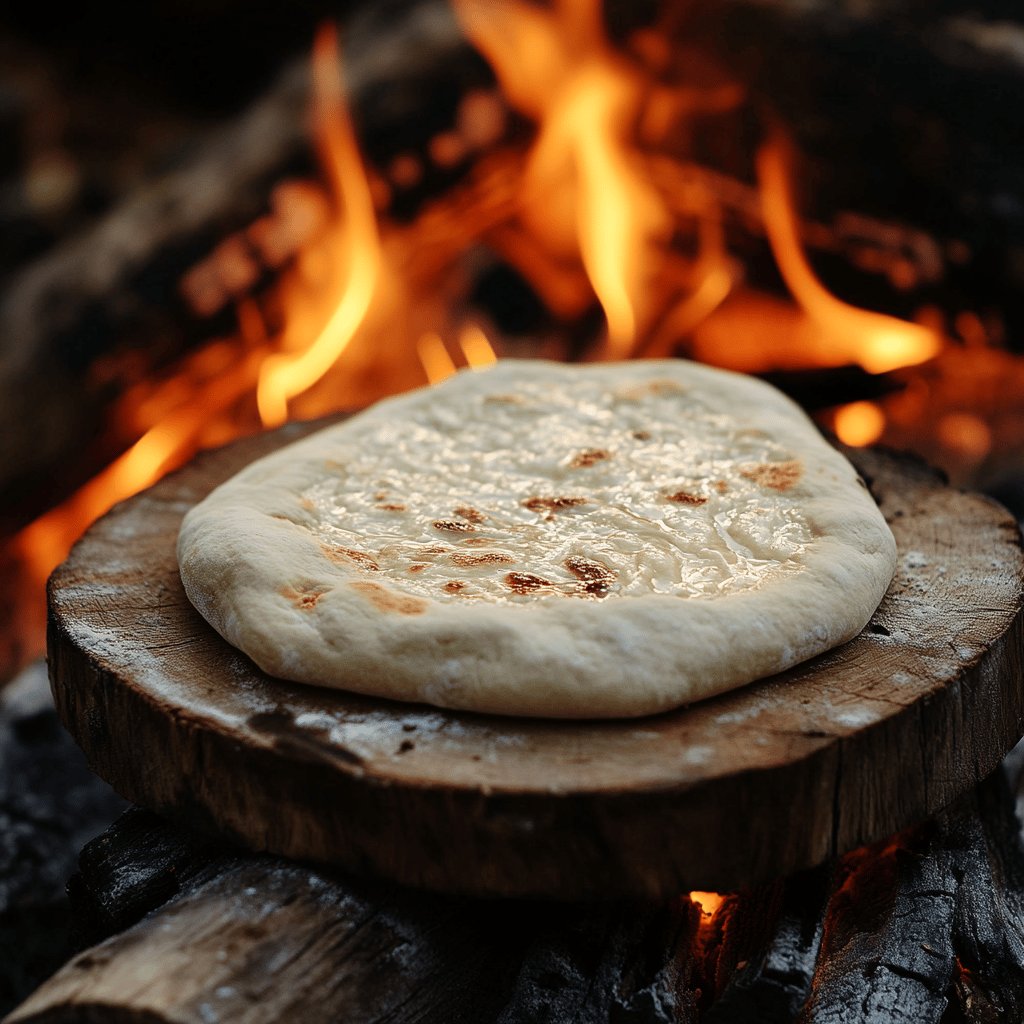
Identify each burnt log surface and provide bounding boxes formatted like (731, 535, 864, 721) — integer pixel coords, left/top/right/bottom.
(7, 766, 1024, 1023)
(0, 664, 127, 1018)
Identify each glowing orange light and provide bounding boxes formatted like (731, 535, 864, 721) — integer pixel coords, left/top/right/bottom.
(758, 140, 942, 374)
(458, 323, 498, 368)
(417, 333, 457, 384)
(256, 23, 381, 426)
(453, 0, 669, 358)
(834, 401, 886, 447)
(689, 891, 724, 917)
(937, 412, 992, 461)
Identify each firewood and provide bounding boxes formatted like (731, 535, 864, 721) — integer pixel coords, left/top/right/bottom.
(8, 811, 527, 1024)
(10, 768, 1024, 1023)
(0, 663, 126, 1017)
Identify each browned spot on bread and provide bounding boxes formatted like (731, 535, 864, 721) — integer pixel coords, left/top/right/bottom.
(715, 480, 729, 494)
(504, 572, 552, 594)
(740, 459, 803, 492)
(434, 519, 475, 533)
(571, 448, 611, 468)
(444, 580, 467, 593)
(422, 545, 448, 553)
(522, 496, 588, 516)
(300, 497, 316, 512)
(620, 380, 685, 399)
(451, 551, 515, 567)
(565, 556, 616, 596)
(280, 584, 331, 610)
(454, 505, 486, 524)
(408, 563, 429, 573)
(666, 490, 708, 506)
(351, 581, 427, 615)
(462, 537, 498, 547)
(322, 545, 379, 571)
(377, 502, 406, 511)
(632, 430, 651, 441)
(485, 393, 524, 404)
(374, 491, 388, 500)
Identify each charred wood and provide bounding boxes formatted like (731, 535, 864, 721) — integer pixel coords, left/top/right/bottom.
(0, 663, 127, 1017)
(10, 811, 529, 1024)
(9, 765, 1024, 1022)
(800, 770, 1024, 1023)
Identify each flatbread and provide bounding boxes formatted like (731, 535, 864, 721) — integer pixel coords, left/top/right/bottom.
(177, 360, 897, 718)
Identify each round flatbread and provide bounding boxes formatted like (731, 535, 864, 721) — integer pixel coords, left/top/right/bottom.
(177, 360, 897, 718)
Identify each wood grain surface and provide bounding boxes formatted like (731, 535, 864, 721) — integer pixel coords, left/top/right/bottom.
(46, 419, 1024, 898)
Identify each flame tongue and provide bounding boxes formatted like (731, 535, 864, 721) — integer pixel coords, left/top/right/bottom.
(757, 139, 942, 374)
(256, 22, 381, 428)
(453, 0, 670, 357)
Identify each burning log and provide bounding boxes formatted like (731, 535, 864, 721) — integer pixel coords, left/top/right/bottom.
(9, 766, 1024, 1023)
(6, 0, 1024, 523)
(0, 0, 482, 526)
(634, 0, 1024, 338)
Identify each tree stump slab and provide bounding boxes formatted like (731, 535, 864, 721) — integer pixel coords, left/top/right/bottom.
(46, 419, 1024, 898)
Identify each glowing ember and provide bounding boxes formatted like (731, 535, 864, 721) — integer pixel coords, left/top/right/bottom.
(688, 891, 724, 918)
(834, 401, 886, 448)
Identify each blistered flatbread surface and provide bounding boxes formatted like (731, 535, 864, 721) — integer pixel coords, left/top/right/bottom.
(177, 360, 897, 717)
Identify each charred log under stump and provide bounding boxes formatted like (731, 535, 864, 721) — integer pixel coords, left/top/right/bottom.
(5, 768, 1024, 1023)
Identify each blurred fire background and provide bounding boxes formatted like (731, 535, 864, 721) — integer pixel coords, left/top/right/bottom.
(2, 0, 1024, 685)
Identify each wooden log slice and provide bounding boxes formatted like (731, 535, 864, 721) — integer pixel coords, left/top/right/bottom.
(47, 419, 1024, 899)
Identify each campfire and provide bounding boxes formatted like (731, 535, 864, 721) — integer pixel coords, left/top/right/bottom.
(6, 0, 1024, 684)
(3, 2, 1024, 1020)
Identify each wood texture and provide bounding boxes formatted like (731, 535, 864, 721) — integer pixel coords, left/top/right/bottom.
(46, 420, 1024, 898)
(9, 770, 1024, 1023)
(7, 812, 526, 1024)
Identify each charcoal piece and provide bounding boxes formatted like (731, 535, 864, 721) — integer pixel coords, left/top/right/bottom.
(66, 806, 226, 947)
(706, 869, 830, 1024)
(494, 901, 700, 1024)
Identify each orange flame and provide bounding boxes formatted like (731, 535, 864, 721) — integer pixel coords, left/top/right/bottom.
(417, 332, 457, 384)
(453, 0, 669, 357)
(834, 401, 885, 447)
(689, 891, 724, 917)
(256, 23, 381, 427)
(758, 139, 942, 374)
(458, 323, 498, 368)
